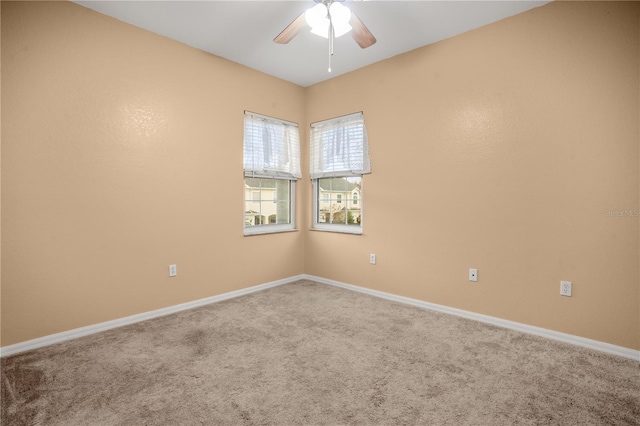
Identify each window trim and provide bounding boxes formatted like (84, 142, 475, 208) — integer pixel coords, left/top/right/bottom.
(244, 177, 297, 236)
(312, 176, 363, 235)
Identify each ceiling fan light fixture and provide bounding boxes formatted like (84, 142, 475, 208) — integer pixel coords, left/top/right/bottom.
(332, 21, 352, 38)
(310, 24, 330, 38)
(305, 3, 329, 32)
(305, 1, 352, 39)
(329, 2, 352, 37)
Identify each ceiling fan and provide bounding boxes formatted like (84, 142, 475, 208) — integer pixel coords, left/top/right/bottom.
(274, 0, 377, 50)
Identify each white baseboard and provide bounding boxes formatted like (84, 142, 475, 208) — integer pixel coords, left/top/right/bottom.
(3, 273, 638, 362)
(302, 274, 640, 362)
(0, 274, 306, 358)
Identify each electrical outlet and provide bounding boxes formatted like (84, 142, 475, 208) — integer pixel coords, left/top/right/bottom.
(370, 254, 376, 265)
(469, 268, 478, 282)
(169, 264, 177, 277)
(560, 281, 572, 297)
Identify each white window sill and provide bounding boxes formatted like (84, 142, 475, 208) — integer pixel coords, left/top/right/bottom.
(310, 225, 363, 235)
(244, 226, 298, 236)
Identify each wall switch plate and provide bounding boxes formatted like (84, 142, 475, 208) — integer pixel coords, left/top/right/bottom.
(560, 281, 572, 297)
(469, 268, 478, 282)
(169, 264, 177, 277)
(370, 254, 376, 265)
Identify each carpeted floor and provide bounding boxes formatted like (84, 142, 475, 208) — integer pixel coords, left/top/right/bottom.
(2, 280, 639, 425)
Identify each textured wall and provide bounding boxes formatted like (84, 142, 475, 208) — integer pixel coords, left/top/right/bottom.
(1, 1, 306, 346)
(305, 1, 639, 350)
(2, 1, 638, 351)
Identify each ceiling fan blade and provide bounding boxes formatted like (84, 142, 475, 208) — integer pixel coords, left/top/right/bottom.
(274, 12, 307, 44)
(349, 11, 376, 49)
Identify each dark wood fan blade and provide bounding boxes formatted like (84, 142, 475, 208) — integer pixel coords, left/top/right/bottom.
(350, 11, 376, 49)
(274, 12, 307, 44)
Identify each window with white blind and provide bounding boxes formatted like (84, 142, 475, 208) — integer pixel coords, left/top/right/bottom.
(243, 112, 300, 235)
(310, 112, 371, 234)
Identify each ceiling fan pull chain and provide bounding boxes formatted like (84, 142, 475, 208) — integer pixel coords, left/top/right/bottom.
(328, 17, 334, 72)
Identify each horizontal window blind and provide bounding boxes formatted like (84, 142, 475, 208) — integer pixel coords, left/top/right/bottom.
(310, 112, 371, 179)
(244, 112, 301, 180)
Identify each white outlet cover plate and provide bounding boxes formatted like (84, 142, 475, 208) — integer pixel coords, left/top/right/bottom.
(469, 268, 478, 282)
(560, 280, 572, 296)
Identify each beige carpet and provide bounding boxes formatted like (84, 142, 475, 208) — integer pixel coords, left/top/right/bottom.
(2, 280, 639, 425)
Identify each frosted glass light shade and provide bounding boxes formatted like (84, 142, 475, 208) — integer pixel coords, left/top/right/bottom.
(305, 2, 352, 39)
(310, 24, 330, 38)
(305, 4, 328, 30)
(329, 2, 352, 37)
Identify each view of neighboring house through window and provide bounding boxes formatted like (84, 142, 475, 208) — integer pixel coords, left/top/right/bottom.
(244, 177, 290, 226)
(310, 112, 371, 234)
(317, 177, 362, 226)
(243, 112, 301, 235)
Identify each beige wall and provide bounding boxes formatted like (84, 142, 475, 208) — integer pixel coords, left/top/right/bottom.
(2, 1, 638, 351)
(1, 1, 306, 346)
(306, 0, 639, 350)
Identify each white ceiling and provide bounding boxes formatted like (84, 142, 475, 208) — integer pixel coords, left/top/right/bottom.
(74, 0, 550, 87)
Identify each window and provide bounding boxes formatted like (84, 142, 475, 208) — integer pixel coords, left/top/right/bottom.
(244, 177, 291, 226)
(310, 112, 371, 234)
(243, 112, 300, 235)
(316, 177, 362, 226)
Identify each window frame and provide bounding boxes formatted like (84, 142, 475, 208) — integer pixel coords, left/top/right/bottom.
(312, 176, 363, 235)
(244, 177, 296, 236)
(309, 112, 370, 235)
(243, 111, 300, 236)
